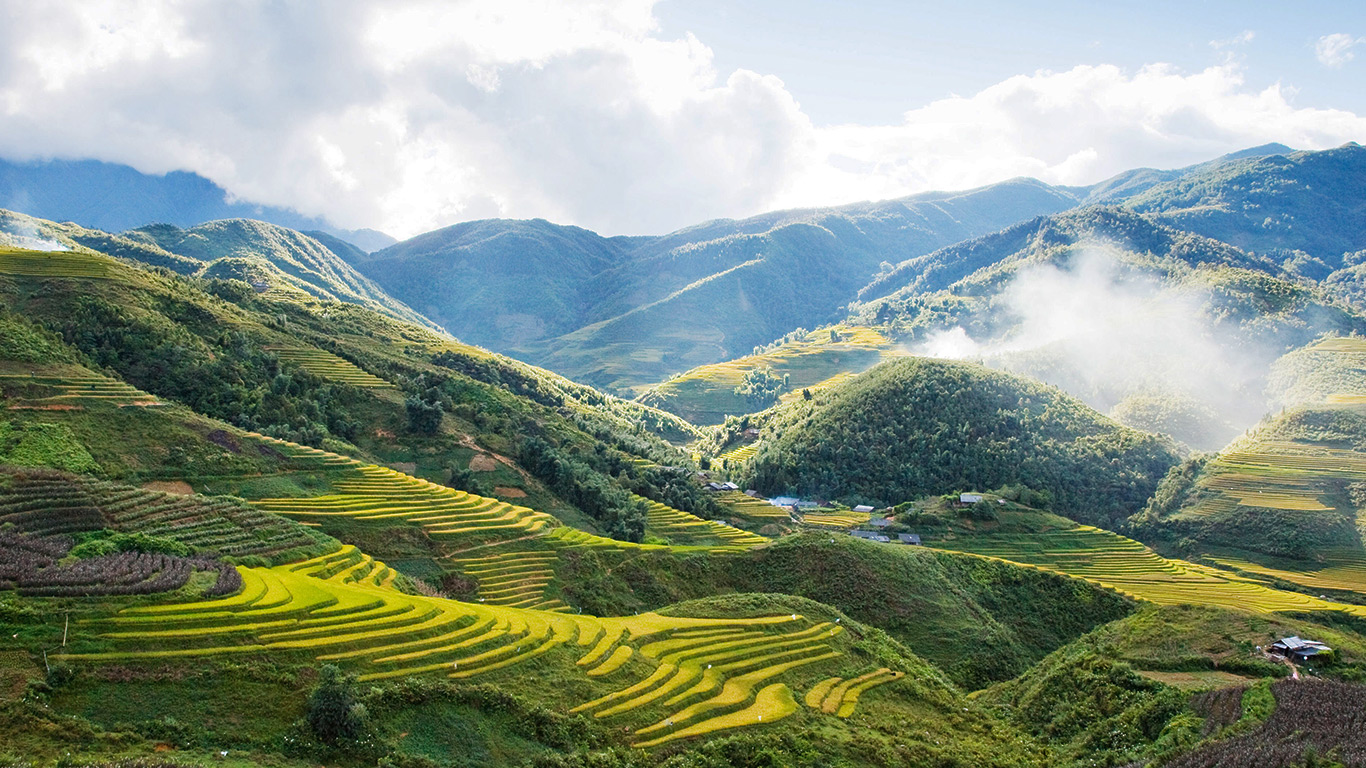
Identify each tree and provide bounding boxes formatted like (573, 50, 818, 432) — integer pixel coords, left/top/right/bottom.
(405, 395, 443, 435)
(307, 664, 367, 744)
(733, 367, 785, 407)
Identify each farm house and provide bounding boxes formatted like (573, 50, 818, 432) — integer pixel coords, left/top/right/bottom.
(1270, 636, 1333, 663)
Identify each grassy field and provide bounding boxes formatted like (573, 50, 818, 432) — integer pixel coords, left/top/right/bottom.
(928, 525, 1366, 617)
(637, 326, 900, 425)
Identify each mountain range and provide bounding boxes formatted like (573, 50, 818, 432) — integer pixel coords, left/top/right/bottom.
(6, 139, 1366, 767)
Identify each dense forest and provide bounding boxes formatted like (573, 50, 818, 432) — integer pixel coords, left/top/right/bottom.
(744, 357, 1181, 525)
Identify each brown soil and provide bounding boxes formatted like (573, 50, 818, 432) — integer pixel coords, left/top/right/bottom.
(206, 429, 241, 453)
(468, 454, 498, 472)
(390, 462, 418, 474)
(494, 486, 527, 498)
(142, 480, 194, 496)
(375, 428, 395, 438)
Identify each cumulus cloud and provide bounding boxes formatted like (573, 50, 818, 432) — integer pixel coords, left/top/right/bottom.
(1316, 33, 1363, 68)
(0, 2, 1363, 238)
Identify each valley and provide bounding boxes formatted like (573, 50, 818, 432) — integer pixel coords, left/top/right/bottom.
(6, 143, 1366, 768)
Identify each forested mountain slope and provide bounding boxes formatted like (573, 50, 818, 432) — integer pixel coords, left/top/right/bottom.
(355, 178, 1082, 391)
(845, 206, 1366, 450)
(0, 209, 433, 330)
(1126, 143, 1366, 275)
(743, 356, 1181, 526)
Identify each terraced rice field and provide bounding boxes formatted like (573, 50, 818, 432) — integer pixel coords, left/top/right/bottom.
(800, 510, 870, 529)
(0, 372, 161, 407)
(0, 470, 325, 559)
(930, 526, 1366, 617)
(63, 547, 860, 746)
(572, 617, 846, 747)
(641, 497, 768, 547)
(804, 668, 904, 717)
(252, 464, 556, 540)
(638, 325, 898, 424)
(1177, 439, 1366, 518)
(715, 492, 792, 523)
(264, 347, 393, 389)
(716, 442, 760, 465)
(250, 436, 359, 470)
(0, 248, 111, 279)
(448, 549, 570, 612)
(1207, 550, 1366, 597)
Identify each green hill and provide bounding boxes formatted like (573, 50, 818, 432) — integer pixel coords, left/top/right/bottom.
(743, 357, 1181, 527)
(846, 206, 1366, 450)
(1134, 336, 1366, 569)
(354, 178, 1081, 392)
(0, 209, 432, 330)
(1126, 143, 1366, 276)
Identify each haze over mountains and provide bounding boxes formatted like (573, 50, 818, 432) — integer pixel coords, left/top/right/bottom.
(8, 139, 1366, 768)
(3, 141, 1361, 427)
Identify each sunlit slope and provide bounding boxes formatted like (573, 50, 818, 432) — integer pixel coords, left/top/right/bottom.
(637, 326, 901, 424)
(59, 546, 931, 749)
(1136, 335, 1366, 574)
(929, 524, 1366, 617)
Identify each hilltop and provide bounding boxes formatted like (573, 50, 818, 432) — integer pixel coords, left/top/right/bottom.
(742, 356, 1181, 526)
(0, 210, 432, 330)
(0, 157, 393, 251)
(355, 178, 1082, 392)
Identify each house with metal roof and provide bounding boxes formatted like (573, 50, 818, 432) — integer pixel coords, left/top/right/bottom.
(1270, 636, 1332, 663)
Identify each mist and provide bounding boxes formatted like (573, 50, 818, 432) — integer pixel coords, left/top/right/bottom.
(0, 214, 69, 252)
(916, 247, 1280, 451)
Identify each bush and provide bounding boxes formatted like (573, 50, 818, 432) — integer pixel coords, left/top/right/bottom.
(307, 664, 369, 745)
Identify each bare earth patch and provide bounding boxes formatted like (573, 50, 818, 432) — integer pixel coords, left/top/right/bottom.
(494, 486, 527, 498)
(469, 454, 497, 472)
(142, 480, 194, 495)
(390, 462, 418, 474)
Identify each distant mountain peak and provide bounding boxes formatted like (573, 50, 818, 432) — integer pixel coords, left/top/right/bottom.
(0, 157, 394, 253)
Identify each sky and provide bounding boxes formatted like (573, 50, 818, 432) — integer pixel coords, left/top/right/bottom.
(0, 1, 1363, 239)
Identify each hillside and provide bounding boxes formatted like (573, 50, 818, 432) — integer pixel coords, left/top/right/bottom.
(742, 356, 1181, 526)
(0, 209, 434, 330)
(0, 157, 394, 251)
(1133, 335, 1366, 573)
(1126, 143, 1366, 276)
(846, 206, 1366, 450)
(982, 603, 1366, 768)
(355, 178, 1081, 392)
(0, 241, 707, 543)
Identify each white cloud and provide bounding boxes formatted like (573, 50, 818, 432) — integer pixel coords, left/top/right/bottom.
(0, 2, 1363, 238)
(1210, 30, 1255, 50)
(1316, 32, 1363, 68)
(775, 63, 1366, 210)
